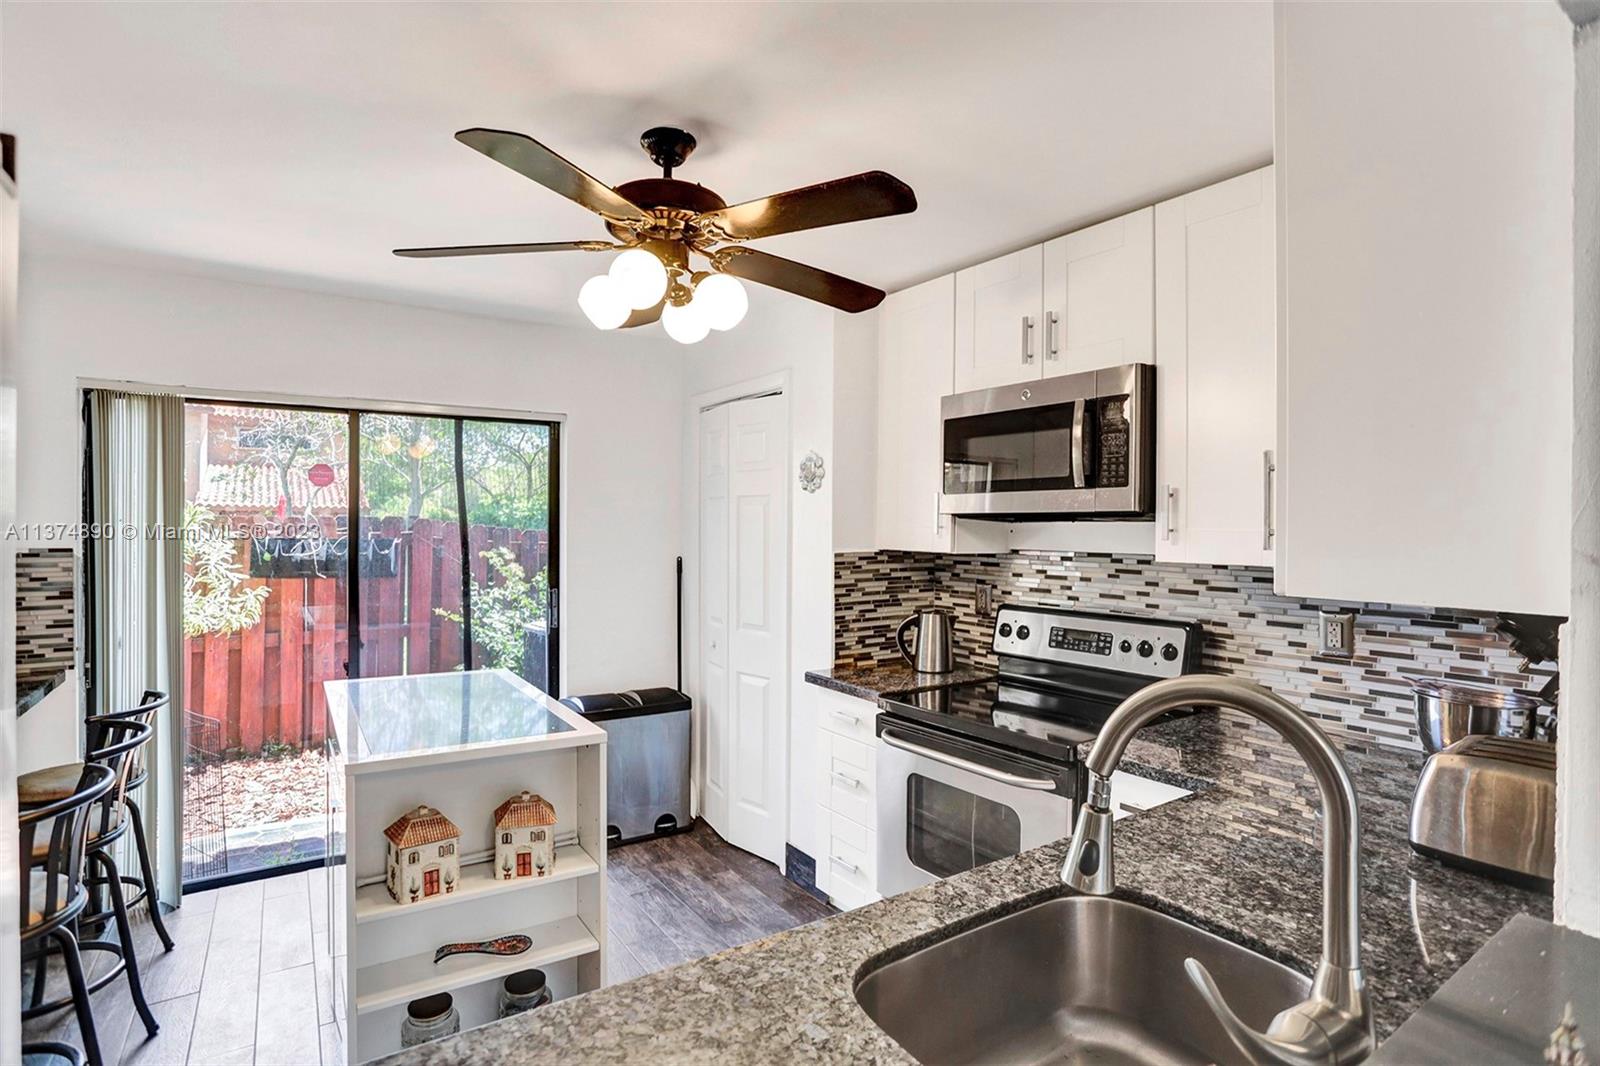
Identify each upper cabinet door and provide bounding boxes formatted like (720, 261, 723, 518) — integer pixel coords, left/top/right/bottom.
(876, 274, 955, 553)
(876, 275, 1010, 555)
(1154, 166, 1276, 567)
(1041, 207, 1154, 375)
(953, 245, 1044, 392)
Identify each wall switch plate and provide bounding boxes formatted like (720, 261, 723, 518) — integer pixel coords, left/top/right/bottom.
(974, 582, 994, 618)
(1318, 608, 1357, 657)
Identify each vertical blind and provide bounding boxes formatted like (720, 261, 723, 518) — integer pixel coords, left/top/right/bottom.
(86, 388, 185, 905)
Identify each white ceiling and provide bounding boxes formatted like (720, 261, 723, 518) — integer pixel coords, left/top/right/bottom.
(1, 2, 1273, 327)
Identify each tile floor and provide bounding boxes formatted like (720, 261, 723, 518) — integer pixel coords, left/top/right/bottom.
(24, 823, 833, 1065)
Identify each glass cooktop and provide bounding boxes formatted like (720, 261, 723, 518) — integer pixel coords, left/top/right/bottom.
(881, 678, 1122, 764)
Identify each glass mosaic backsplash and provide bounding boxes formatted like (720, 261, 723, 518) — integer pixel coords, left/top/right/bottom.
(833, 550, 1555, 751)
(17, 548, 75, 672)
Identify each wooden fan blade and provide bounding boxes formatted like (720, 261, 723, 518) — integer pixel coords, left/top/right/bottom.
(621, 299, 665, 329)
(455, 128, 652, 225)
(713, 248, 885, 313)
(698, 171, 916, 241)
(393, 241, 613, 258)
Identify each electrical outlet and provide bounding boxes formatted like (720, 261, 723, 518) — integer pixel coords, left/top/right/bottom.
(974, 582, 993, 618)
(1318, 608, 1356, 657)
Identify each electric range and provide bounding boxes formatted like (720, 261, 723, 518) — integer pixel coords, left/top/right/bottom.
(875, 605, 1201, 896)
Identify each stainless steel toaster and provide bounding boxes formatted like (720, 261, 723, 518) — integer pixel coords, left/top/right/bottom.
(1409, 735, 1556, 890)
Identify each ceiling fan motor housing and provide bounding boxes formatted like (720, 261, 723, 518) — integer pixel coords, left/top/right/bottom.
(639, 126, 698, 176)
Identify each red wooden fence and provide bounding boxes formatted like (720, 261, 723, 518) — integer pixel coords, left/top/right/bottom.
(184, 519, 549, 754)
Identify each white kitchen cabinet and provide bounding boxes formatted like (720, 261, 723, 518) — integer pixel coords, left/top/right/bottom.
(811, 686, 882, 910)
(953, 245, 1043, 392)
(1154, 166, 1277, 568)
(1041, 207, 1154, 374)
(875, 274, 1008, 554)
(1274, 3, 1571, 614)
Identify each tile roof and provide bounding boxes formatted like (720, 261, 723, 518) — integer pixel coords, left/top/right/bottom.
(195, 461, 350, 512)
(383, 805, 461, 849)
(493, 791, 557, 828)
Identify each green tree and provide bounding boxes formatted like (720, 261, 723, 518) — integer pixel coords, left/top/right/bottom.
(183, 504, 270, 638)
(359, 414, 458, 523)
(436, 546, 547, 674)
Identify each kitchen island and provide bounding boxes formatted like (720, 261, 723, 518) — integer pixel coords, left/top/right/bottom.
(324, 669, 608, 1064)
(375, 674, 1550, 1065)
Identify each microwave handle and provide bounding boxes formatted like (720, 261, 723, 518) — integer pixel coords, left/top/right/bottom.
(1071, 399, 1087, 488)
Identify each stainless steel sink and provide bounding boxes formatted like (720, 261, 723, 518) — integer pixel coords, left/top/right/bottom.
(854, 895, 1311, 1066)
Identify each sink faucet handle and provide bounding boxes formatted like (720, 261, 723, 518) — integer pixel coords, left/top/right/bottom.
(1186, 957, 1358, 1066)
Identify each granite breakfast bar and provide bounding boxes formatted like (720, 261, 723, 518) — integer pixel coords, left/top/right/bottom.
(376, 671, 1551, 1065)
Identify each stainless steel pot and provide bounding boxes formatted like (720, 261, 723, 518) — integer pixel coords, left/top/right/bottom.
(1413, 680, 1539, 754)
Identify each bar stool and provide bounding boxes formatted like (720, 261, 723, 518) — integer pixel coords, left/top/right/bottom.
(23, 717, 160, 1052)
(19, 762, 115, 1066)
(18, 691, 174, 953)
(81, 690, 173, 952)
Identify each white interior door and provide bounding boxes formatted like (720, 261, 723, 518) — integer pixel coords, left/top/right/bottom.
(698, 406, 731, 833)
(699, 393, 789, 865)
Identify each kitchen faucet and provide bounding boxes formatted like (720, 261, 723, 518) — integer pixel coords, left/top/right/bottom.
(1062, 675, 1375, 1066)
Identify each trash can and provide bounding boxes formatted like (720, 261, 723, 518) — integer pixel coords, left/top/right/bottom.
(561, 688, 692, 845)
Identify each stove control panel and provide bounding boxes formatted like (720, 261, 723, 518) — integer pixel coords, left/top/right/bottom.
(990, 606, 1200, 679)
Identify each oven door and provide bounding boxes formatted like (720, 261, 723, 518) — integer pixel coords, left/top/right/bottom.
(875, 717, 1075, 899)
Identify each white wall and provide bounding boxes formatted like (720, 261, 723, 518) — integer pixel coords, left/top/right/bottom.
(1559, 16, 1599, 938)
(830, 308, 878, 554)
(680, 294, 836, 870)
(1274, 0, 1574, 615)
(15, 254, 686, 697)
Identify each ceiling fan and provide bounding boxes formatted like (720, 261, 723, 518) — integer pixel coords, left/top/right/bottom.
(394, 126, 917, 342)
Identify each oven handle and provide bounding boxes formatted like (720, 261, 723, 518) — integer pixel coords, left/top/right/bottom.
(879, 727, 1058, 791)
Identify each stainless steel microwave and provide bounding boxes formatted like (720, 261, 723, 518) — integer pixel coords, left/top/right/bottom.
(940, 363, 1154, 520)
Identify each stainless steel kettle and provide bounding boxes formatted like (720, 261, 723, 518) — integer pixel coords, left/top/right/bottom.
(897, 608, 954, 674)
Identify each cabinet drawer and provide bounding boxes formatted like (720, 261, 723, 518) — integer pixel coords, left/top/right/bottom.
(819, 731, 876, 826)
(815, 687, 878, 745)
(825, 810, 878, 911)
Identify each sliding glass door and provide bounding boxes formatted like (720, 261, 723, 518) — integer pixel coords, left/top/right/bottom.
(177, 399, 558, 886)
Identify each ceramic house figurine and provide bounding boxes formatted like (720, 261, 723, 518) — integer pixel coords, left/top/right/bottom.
(493, 791, 558, 880)
(384, 805, 462, 904)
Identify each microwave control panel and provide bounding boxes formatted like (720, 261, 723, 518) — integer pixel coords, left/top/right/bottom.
(1097, 395, 1131, 488)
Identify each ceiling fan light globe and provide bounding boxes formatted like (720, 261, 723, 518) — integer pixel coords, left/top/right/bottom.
(578, 275, 630, 330)
(696, 273, 749, 331)
(608, 248, 670, 310)
(661, 299, 711, 345)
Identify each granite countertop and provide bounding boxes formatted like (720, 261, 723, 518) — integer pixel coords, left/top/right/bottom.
(802, 660, 994, 702)
(16, 666, 68, 715)
(379, 673, 1551, 1066)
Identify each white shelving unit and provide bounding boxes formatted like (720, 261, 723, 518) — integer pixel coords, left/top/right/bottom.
(322, 670, 608, 1064)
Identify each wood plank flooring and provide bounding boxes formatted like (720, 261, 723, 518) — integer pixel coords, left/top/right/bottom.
(23, 822, 833, 1064)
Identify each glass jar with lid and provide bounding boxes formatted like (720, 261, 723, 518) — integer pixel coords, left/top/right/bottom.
(401, 992, 460, 1047)
(497, 969, 551, 1018)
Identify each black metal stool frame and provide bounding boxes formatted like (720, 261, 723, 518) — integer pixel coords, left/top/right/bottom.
(80, 690, 173, 953)
(20, 762, 116, 1066)
(26, 717, 160, 1045)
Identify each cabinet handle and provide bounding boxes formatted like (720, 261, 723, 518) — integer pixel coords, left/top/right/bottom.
(830, 770, 862, 790)
(1046, 311, 1060, 360)
(1262, 450, 1277, 550)
(831, 708, 861, 726)
(1021, 315, 1035, 363)
(830, 855, 860, 874)
(1162, 485, 1177, 541)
